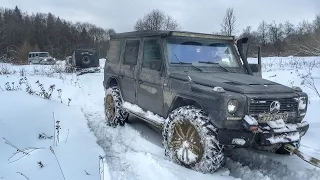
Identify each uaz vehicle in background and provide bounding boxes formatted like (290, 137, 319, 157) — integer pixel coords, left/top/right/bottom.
(28, 52, 56, 65)
(103, 30, 310, 173)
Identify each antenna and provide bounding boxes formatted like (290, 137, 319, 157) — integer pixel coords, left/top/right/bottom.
(173, 53, 193, 83)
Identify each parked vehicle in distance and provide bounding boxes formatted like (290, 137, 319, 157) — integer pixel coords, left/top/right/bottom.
(28, 52, 56, 65)
(103, 30, 309, 173)
(67, 49, 100, 68)
(66, 49, 100, 75)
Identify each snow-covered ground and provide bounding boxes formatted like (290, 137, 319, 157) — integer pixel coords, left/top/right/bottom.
(0, 56, 320, 180)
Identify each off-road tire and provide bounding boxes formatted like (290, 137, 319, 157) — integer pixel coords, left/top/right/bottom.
(162, 106, 225, 173)
(104, 87, 128, 127)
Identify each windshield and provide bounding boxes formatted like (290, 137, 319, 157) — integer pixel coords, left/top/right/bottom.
(39, 53, 50, 57)
(166, 38, 241, 68)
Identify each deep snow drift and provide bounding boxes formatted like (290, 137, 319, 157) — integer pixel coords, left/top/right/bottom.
(0, 76, 111, 180)
(1, 56, 320, 180)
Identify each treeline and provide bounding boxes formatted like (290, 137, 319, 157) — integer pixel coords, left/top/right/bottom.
(238, 15, 320, 57)
(1, 6, 319, 64)
(134, 8, 320, 58)
(0, 6, 115, 64)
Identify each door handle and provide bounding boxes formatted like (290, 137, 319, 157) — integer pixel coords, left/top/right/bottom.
(119, 75, 124, 79)
(138, 79, 143, 84)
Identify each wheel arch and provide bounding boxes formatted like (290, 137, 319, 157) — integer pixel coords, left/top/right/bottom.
(166, 95, 206, 117)
(106, 77, 119, 88)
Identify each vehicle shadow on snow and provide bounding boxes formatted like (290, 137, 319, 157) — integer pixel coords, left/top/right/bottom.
(127, 115, 163, 148)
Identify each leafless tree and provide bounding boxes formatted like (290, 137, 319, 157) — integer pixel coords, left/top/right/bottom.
(297, 20, 314, 35)
(267, 21, 285, 56)
(268, 21, 284, 44)
(297, 35, 320, 56)
(283, 21, 295, 37)
(257, 20, 268, 46)
(220, 8, 237, 36)
(134, 9, 180, 31)
(106, 28, 116, 39)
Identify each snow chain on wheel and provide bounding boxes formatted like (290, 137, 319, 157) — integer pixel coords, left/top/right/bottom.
(162, 106, 225, 173)
(104, 87, 128, 127)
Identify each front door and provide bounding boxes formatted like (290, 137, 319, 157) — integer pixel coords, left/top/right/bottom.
(119, 39, 141, 104)
(136, 37, 164, 116)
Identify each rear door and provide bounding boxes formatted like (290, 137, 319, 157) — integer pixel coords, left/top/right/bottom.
(119, 38, 141, 104)
(136, 37, 165, 116)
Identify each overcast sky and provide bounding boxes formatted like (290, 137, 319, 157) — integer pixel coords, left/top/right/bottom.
(1, 0, 319, 35)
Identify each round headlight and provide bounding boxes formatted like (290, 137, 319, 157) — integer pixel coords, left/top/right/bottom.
(228, 100, 239, 114)
(298, 97, 307, 110)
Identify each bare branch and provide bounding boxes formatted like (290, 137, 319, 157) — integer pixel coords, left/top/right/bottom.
(134, 9, 180, 31)
(220, 8, 236, 36)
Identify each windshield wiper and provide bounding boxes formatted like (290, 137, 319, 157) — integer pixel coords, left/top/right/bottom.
(172, 54, 203, 72)
(197, 61, 230, 72)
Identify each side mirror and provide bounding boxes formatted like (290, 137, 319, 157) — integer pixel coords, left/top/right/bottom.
(248, 46, 262, 77)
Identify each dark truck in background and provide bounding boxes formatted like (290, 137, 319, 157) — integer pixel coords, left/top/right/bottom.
(102, 30, 309, 173)
(66, 48, 100, 74)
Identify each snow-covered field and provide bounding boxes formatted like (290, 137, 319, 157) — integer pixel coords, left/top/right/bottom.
(0, 56, 320, 180)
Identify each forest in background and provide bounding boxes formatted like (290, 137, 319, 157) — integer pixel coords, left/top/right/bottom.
(0, 6, 319, 64)
(0, 6, 115, 64)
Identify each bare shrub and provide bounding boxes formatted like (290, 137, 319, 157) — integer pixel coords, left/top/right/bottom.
(0, 64, 12, 75)
(19, 68, 26, 76)
(50, 146, 66, 180)
(300, 73, 320, 98)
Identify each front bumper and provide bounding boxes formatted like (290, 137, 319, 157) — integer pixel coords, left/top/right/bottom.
(40, 60, 56, 65)
(217, 120, 309, 147)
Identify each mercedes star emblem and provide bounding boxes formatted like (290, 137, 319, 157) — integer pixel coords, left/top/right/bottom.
(270, 101, 281, 113)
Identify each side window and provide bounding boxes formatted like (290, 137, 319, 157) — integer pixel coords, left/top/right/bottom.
(106, 40, 121, 62)
(28, 54, 31, 58)
(142, 39, 162, 70)
(123, 40, 140, 65)
(32, 54, 35, 57)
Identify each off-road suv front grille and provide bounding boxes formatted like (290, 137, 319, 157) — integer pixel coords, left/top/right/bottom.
(249, 98, 298, 114)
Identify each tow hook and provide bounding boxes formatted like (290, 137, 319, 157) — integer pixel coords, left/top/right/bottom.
(284, 144, 320, 168)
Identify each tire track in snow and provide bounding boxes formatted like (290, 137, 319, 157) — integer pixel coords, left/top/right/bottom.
(81, 106, 238, 180)
(75, 74, 184, 180)
(224, 158, 272, 180)
(81, 105, 185, 180)
(225, 148, 320, 180)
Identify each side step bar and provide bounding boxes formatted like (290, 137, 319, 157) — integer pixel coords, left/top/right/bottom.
(122, 102, 165, 130)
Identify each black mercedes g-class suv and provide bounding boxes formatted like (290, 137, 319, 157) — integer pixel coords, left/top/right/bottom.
(103, 30, 309, 173)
